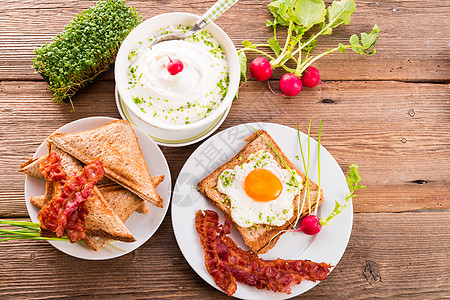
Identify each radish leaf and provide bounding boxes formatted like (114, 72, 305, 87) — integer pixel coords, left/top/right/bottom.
(268, 38, 281, 56)
(295, 0, 326, 29)
(269, 0, 297, 27)
(350, 25, 379, 55)
(242, 40, 256, 49)
(238, 51, 247, 82)
(326, 0, 356, 30)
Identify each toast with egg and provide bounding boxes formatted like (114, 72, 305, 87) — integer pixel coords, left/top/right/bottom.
(197, 130, 323, 254)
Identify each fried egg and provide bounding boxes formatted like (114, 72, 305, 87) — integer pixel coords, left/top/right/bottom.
(217, 150, 303, 228)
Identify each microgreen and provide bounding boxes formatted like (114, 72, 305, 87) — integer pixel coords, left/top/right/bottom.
(33, 0, 142, 105)
(237, 0, 379, 88)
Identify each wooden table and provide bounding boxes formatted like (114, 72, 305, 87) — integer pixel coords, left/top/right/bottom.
(0, 0, 449, 298)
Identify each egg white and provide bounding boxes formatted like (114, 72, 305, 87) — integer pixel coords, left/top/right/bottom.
(217, 150, 303, 228)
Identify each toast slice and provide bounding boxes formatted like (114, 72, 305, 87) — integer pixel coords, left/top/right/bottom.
(197, 130, 323, 254)
(40, 144, 135, 243)
(46, 120, 163, 208)
(31, 174, 165, 251)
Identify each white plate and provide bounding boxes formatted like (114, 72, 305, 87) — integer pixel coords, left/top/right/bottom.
(24, 116, 172, 260)
(115, 87, 231, 147)
(172, 122, 352, 299)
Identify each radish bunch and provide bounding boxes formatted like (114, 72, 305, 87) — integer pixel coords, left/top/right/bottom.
(237, 0, 379, 97)
(250, 57, 320, 96)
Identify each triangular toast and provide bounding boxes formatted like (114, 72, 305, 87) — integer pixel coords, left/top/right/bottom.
(31, 175, 164, 250)
(41, 145, 135, 243)
(197, 130, 323, 254)
(46, 120, 163, 208)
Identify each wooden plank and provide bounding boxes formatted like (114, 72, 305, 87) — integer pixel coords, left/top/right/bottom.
(0, 0, 449, 81)
(0, 80, 448, 216)
(0, 212, 448, 299)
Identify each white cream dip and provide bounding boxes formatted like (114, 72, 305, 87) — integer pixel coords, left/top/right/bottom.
(126, 27, 229, 125)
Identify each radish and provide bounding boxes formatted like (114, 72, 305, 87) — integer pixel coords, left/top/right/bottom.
(279, 73, 302, 96)
(301, 66, 320, 88)
(250, 57, 272, 81)
(167, 56, 183, 75)
(298, 215, 322, 235)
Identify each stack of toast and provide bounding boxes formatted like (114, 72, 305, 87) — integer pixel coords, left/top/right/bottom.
(198, 130, 323, 254)
(20, 120, 164, 251)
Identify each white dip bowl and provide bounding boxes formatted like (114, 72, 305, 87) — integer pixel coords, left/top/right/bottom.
(115, 12, 239, 146)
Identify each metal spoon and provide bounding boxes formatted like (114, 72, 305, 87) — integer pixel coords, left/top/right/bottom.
(150, 0, 238, 47)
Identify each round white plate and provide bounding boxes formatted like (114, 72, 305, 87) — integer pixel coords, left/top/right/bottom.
(115, 87, 231, 147)
(172, 122, 352, 299)
(24, 116, 172, 260)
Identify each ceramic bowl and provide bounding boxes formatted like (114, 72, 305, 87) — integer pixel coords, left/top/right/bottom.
(115, 12, 239, 145)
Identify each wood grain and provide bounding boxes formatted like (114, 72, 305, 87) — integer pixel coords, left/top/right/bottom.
(0, 1, 449, 299)
(0, 0, 449, 82)
(1, 80, 448, 216)
(0, 212, 448, 299)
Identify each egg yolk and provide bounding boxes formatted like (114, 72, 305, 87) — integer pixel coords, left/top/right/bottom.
(244, 169, 282, 202)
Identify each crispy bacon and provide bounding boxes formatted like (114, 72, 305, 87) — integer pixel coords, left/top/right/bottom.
(195, 210, 332, 296)
(40, 152, 67, 182)
(38, 156, 104, 243)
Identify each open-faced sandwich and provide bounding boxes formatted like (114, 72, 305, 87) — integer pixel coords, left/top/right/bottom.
(198, 129, 323, 254)
(19, 120, 165, 251)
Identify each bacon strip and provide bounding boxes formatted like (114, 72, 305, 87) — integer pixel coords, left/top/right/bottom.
(38, 155, 104, 243)
(40, 152, 67, 182)
(195, 210, 332, 296)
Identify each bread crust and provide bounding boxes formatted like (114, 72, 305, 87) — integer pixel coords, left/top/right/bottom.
(198, 130, 323, 254)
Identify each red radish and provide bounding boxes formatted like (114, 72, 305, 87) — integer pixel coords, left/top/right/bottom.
(301, 66, 320, 88)
(167, 56, 183, 75)
(250, 57, 272, 81)
(279, 73, 302, 96)
(298, 215, 322, 235)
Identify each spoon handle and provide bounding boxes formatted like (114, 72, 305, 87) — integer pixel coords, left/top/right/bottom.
(201, 0, 238, 26)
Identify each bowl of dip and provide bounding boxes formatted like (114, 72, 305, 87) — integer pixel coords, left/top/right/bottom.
(115, 12, 239, 145)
